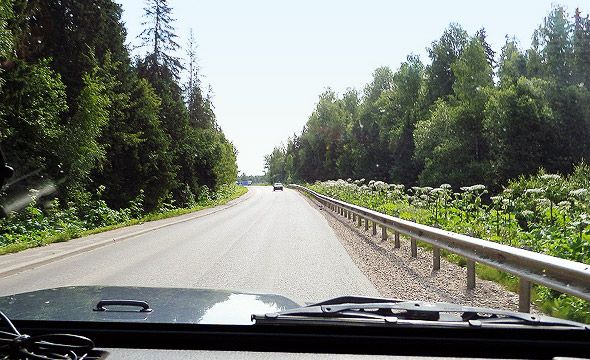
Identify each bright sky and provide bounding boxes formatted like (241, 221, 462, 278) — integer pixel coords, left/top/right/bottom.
(115, 0, 586, 175)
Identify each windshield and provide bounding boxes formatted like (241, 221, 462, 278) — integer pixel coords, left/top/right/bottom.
(0, 0, 589, 329)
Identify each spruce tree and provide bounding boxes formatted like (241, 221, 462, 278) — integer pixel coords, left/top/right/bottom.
(184, 29, 215, 129)
(139, 0, 182, 79)
(573, 8, 590, 88)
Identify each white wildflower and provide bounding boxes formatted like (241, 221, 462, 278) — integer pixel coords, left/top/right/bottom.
(569, 188, 588, 198)
(374, 181, 388, 191)
(536, 198, 551, 207)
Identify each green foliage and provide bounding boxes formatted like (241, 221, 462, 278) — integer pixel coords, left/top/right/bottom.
(0, 0, 13, 90)
(425, 23, 469, 105)
(573, 8, 590, 88)
(0, 59, 68, 178)
(0, 184, 246, 254)
(0, 0, 238, 217)
(267, 5, 590, 194)
(62, 67, 111, 196)
(139, 0, 182, 78)
(0, 1, 12, 55)
(498, 38, 527, 86)
(415, 37, 494, 187)
(309, 167, 590, 323)
(538, 6, 573, 85)
(483, 77, 556, 186)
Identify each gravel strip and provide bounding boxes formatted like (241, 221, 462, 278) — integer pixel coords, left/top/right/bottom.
(301, 193, 528, 312)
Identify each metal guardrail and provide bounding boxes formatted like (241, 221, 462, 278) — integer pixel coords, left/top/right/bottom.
(291, 184, 590, 313)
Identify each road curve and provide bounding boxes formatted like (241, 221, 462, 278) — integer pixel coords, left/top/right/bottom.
(0, 187, 378, 303)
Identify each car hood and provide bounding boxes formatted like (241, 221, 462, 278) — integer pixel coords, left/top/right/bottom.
(0, 286, 301, 325)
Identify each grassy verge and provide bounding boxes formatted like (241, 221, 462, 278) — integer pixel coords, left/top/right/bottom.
(299, 185, 590, 324)
(0, 186, 248, 256)
(404, 235, 589, 323)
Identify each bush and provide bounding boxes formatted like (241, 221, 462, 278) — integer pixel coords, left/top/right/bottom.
(309, 164, 590, 323)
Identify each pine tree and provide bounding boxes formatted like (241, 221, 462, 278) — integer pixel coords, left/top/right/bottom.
(498, 37, 527, 86)
(184, 29, 215, 129)
(475, 28, 496, 69)
(573, 8, 590, 88)
(139, 0, 182, 78)
(525, 30, 544, 78)
(538, 5, 573, 85)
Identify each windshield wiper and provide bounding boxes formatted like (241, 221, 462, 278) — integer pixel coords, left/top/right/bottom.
(252, 296, 589, 329)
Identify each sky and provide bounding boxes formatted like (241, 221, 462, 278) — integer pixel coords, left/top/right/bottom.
(115, 0, 586, 175)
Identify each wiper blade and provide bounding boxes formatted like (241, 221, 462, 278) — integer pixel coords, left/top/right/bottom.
(252, 296, 589, 329)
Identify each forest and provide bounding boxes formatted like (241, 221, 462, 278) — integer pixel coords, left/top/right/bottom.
(0, 0, 239, 250)
(263, 5, 590, 321)
(265, 5, 590, 192)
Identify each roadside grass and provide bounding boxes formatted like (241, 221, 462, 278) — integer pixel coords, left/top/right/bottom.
(295, 187, 590, 324)
(384, 232, 590, 324)
(0, 186, 248, 256)
(406, 236, 589, 323)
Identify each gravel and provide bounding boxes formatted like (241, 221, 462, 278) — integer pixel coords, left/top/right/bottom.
(302, 194, 526, 312)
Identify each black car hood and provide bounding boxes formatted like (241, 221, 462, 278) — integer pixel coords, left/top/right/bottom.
(0, 286, 301, 325)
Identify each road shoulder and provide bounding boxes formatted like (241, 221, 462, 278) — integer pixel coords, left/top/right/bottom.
(296, 190, 523, 312)
(0, 188, 253, 278)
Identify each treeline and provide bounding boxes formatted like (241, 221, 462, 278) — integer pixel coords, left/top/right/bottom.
(265, 6, 590, 191)
(0, 0, 237, 213)
(237, 173, 267, 185)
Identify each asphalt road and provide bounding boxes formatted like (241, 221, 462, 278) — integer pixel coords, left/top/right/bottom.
(0, 187, 378, 303)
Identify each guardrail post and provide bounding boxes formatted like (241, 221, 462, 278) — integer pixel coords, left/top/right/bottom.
(381, 226, 387, 241)
(519, 278, 531, 313)
(348, 210, 352, 220)
(353, 213, 357, 222)
(410, 237, 417, 257)
(357, 215, 362, 227)
(372, 222, 377, 236)
(394, 231, 400, 248)
(364, 218, 369, 231)
(467, 260, 476, 289)
(433, 247, 440, 270)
